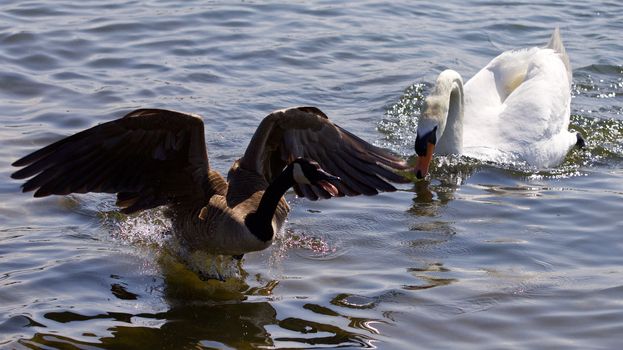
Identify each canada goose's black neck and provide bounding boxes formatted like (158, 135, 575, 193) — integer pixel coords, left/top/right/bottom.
(245, 165, 294, 242)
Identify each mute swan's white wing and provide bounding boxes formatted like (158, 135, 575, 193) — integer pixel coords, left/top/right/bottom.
(494, 48, 576, 167)
(461, 29, 576, 166)
(461, 48, 540, 162)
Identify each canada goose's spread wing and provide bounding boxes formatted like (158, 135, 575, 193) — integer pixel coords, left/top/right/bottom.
(239, 106, 408, 200)
(11, 109, 219, 213)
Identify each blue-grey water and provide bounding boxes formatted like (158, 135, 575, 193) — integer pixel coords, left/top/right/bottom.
(1, 1, 622, 349)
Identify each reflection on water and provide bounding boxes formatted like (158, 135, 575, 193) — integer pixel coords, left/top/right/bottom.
(410, 177, 459, 215)
(275, 316, 376, 349)
(16, 255, 383, 350)
(26, 301, 277, 349)
(6, 221, 386, 349)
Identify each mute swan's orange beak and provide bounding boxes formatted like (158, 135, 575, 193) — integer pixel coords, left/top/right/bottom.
(413, 143, 435, 180)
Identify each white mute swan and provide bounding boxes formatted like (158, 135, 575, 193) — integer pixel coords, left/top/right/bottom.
(414, 28, 584, 179)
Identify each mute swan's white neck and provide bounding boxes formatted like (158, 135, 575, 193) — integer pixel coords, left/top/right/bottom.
(423, 69, 465, 155)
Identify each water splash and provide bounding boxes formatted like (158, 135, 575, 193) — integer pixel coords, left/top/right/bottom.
(377, 82, 428, 155)
(71, 194, 242, 281)
(103, 210, 171, 246)
(165, 238, 244, 281)
(271, 228, 338, 262)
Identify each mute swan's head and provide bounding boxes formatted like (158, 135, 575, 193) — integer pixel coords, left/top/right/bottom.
(413, 70, 464, 180)
(413, 98, 444, 180)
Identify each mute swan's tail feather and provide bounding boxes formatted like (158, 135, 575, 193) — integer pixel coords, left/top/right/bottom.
(547, 27, 572, 83)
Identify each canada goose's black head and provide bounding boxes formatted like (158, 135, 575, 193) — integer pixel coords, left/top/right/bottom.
(291, 158, 340, 196)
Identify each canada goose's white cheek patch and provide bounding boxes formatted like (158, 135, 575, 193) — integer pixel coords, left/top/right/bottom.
(292, 163, 311, 185)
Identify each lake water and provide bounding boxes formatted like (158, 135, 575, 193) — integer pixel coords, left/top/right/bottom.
(1, 1, 622, 349)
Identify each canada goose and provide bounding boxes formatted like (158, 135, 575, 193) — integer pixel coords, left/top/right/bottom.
(12, 107, 408, 258)
(414, 28, 584, 179)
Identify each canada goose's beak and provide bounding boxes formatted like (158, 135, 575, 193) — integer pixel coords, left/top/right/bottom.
(413, 143, 435, 180)
(316, 169, 340, 196)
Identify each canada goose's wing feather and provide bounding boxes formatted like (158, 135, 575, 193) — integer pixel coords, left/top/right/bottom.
(239, 106, 408, 200)
(11, 108, 216, 213)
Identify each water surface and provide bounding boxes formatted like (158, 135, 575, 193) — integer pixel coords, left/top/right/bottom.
(1, 1, 622, 349)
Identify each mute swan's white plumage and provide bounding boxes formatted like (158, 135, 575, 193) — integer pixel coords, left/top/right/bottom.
(414, 28, 583, 178)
